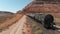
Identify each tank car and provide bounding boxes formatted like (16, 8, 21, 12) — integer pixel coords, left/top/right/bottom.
(27, 13, 55, 29)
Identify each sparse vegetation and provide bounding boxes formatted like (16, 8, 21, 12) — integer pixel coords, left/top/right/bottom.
(0, 14, 15, 23)
(0, 13, 24, 32)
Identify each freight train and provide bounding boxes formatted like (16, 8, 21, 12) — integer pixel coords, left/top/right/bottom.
(27, 13, 55, 29)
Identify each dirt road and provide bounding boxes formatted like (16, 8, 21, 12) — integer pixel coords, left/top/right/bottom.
(0, 15, 27, 34)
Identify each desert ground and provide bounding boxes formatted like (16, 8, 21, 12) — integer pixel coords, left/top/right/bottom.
(0, 13, 60, 34)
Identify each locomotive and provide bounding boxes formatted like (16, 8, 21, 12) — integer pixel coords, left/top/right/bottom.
(27, 13, 55, 29)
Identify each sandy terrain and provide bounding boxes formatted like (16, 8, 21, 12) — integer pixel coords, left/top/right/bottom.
(0, 15, 26, 34)
(0, 14, 24, 32)
(0, 14, 60, 34)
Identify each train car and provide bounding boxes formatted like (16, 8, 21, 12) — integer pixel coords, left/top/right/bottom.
(27, 13, 55, 29)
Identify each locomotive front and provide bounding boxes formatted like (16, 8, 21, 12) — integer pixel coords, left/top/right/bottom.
(27, 13, 55, 29)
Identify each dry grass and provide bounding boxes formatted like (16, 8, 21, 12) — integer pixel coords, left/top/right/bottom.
(0, 14, 24, 32)
(0, 14, 15, 23)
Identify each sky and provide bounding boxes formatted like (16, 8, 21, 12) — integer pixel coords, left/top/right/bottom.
(0, 0, 32, 13)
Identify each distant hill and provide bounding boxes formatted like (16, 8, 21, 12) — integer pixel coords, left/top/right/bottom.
(0, 11, 14, 14)
(0, 11, 15, 23)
